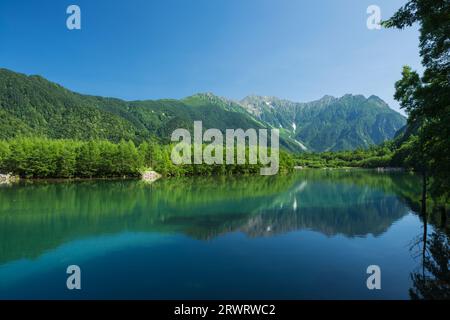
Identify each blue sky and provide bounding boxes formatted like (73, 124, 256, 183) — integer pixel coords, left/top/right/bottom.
(0, 0, 421, 114)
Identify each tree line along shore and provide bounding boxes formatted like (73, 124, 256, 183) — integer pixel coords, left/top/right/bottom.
(0, 137, 295, 179)
(0, 135, 416, 180)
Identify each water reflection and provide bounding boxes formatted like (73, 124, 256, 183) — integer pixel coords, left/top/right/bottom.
(409, 230, 450, 299)
(0, 170, 421, 265)
(409, 200, 450, 300)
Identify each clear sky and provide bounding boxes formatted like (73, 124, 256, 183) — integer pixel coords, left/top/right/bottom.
(0, 0, 422, 114)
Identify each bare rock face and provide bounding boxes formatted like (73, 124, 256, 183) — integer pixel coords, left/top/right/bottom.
(0, 173, 19, 184)
(141, 171, 162, 183)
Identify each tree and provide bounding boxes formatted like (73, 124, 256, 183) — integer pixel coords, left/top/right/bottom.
(383, 0, 450, 201)
(0, 141, 10, 172)
(115, 140, 142, 176)
(76, 141, 100, 178)
(54, 140, 78, 178)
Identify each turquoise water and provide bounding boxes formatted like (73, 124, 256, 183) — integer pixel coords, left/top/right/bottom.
(0, 170, 438, 299)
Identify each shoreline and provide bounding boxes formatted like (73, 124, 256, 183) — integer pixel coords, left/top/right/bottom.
(0, 167, 408, 184)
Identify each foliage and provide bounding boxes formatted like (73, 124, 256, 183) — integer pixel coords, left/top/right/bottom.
(383, 0, 450, 200)
(294, 142, 396, 169)
(0, 138, 293, 179)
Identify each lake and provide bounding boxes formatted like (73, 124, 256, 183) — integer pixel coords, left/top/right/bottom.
(0, 169, 443, 299)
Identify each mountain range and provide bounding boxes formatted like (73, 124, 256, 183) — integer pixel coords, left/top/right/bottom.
(0, 68, 406, 152)
(239, 94, 406, 151)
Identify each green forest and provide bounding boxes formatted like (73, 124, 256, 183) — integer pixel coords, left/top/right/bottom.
(295, 141, 399, 169)
(0, 137, 293, 178)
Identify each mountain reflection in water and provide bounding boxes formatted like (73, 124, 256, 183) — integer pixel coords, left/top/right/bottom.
(0, 169, 447, 299)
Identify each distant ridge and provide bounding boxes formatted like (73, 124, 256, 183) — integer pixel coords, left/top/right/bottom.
(0, 68, 406, 152)
(239, 94, 406, 152)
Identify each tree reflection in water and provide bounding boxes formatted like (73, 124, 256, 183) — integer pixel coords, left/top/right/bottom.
(409, 207, 449, 300)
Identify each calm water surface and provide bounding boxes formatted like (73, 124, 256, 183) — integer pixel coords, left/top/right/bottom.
(0, 170, 441, 299)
